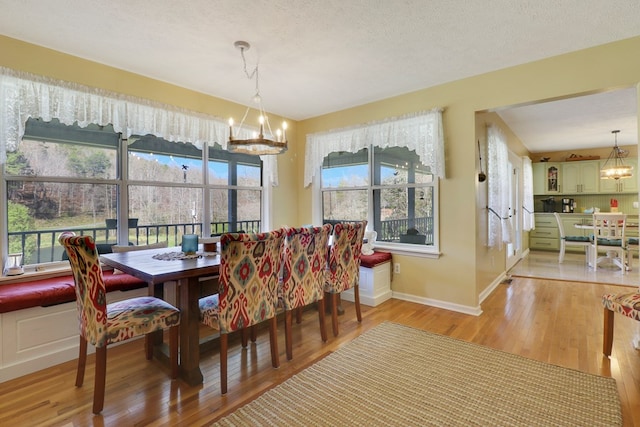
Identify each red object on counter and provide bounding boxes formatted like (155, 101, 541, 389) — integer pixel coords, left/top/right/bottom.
(610, 199, 618, 207)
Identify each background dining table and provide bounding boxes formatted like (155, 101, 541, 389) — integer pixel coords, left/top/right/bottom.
(101, 246, 220, 386)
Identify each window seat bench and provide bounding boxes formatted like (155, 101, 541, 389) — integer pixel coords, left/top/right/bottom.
(0, 271, 148, 383)
(0, 271, 147, 313)
(342, 251, 393, 307)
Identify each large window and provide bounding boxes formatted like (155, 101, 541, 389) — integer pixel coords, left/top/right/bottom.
(4, 118, 263, 266)
(321, 146, 438, 254)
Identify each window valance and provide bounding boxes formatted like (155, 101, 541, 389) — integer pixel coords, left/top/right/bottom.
(304, 108, 444, 187)
(0, 67, 279, 185)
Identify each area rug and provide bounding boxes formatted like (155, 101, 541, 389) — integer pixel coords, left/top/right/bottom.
(214, 322, 622, 426)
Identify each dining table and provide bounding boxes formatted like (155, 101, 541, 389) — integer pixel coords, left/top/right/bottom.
(574, 219, 638, 270)
(101, 246, 220, 386)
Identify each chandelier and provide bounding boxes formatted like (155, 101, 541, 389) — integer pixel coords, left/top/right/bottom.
(600, 130, 633, 180)
(227, 41, 287, 155)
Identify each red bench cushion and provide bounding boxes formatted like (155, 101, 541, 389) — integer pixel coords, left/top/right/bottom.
(360, 251, 392, 268)
(0, 271, 147, 313)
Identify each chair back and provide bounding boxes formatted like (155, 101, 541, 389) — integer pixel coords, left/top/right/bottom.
(553, 212, 566, 238)
(58, 231, 108, 347)
(593, 213, 627, 245)
(281, 224, 332, 310)
(218, 229, 285, 334)
(326, 221, 367, 293)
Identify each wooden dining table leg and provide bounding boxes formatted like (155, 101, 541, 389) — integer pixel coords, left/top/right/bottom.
(179, 277, 204, 386)
(149, 282, 163, 347)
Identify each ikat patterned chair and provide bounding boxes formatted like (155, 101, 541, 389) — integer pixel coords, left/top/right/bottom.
(198, 228, 285, 394)
(281, 224, 332, 360)
(58, 232, 180, 414)
(324, 220, 367, 336)
(602, 290, 640, 356)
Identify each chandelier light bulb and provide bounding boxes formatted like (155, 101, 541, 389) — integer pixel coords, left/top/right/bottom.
(228, 118, 234, 139)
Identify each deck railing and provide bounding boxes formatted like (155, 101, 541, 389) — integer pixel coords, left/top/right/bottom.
(9, 220, 261, 265)
(323, 217, 434, 244)
(10, 217, 430, 265)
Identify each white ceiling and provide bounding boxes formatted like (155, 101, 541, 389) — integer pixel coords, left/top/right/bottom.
(496, 88, 638, 152)
(0, 0, 639, 151)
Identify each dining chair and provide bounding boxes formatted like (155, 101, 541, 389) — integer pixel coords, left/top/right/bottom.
(627, 237, 638, 270)
(553, 212, 591, 263)
(198, 229, 285, 394)
(281, 224, 332, 360)
(591, 213, 628, 272)
(324, 220, 367, 336)
(58, 232, 180, 414)
(601, 290, 640, 356)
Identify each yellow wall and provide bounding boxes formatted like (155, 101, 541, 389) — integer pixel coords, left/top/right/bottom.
(2, 34, 640, 312)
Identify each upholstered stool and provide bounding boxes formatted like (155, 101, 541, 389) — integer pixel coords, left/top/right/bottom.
(601, 291, 640, 356)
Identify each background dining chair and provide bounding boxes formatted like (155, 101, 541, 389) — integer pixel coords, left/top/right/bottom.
(627, 237, 638, 270)
(324, 220, 367, 336)
(58, 232, 180, 414)
(591, 213, 628, 272)
(198, 229, 285, 394)
(601, 290, 640, 356)
(281, 224, 332, 360)
(553, 212, 591, 263)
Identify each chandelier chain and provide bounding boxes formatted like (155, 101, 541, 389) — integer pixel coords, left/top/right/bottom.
(238, 46, 260, 99)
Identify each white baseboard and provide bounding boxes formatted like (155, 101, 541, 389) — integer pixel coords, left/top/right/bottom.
(342, 288, 392, 307)
(391, 291, 483, 316)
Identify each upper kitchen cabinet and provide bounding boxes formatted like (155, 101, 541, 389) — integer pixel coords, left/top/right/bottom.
(532, 162, 562, 195)
(561, 160, 599, 194)
(599, 158, 638, 193)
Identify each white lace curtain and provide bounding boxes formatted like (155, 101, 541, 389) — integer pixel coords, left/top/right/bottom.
(304, 108, 444, 187)
(487, 124, 513, 248)
(522, 156, 535, 231)
(0, 66, 279, 185)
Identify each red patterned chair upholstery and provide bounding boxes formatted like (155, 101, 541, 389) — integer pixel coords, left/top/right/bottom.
(324, 221, 367, 336)
(58, 232, 180, 414)
(198, 229, 285, 394)
(602, 290, 640, 356)
(281, 224, 332, 360)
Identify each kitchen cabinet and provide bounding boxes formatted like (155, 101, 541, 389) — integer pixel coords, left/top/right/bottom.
(529, 214, 559, 250)
(532, 162, 562, 195)
(530, 213, 593, 252)
(599, 158, 638, 193)
(562, 160, 599, 193)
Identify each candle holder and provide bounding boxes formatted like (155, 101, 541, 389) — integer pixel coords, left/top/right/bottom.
(201, 236, 220, 253)
(181, 234, 199, 255)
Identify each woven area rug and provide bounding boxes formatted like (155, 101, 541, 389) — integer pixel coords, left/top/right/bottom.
(214, 322, 622, 426)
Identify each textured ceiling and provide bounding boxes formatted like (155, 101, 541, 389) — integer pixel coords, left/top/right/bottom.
(0, 0, 639, 151)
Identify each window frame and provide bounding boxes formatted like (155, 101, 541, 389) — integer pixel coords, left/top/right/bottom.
(313, 145, 440, 258)
(2, 120, 270, 273)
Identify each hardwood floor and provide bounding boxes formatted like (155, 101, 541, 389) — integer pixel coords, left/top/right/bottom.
(1, 277, 638, 426)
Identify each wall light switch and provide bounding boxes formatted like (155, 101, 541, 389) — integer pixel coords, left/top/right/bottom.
(634, 201, 639, 209)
